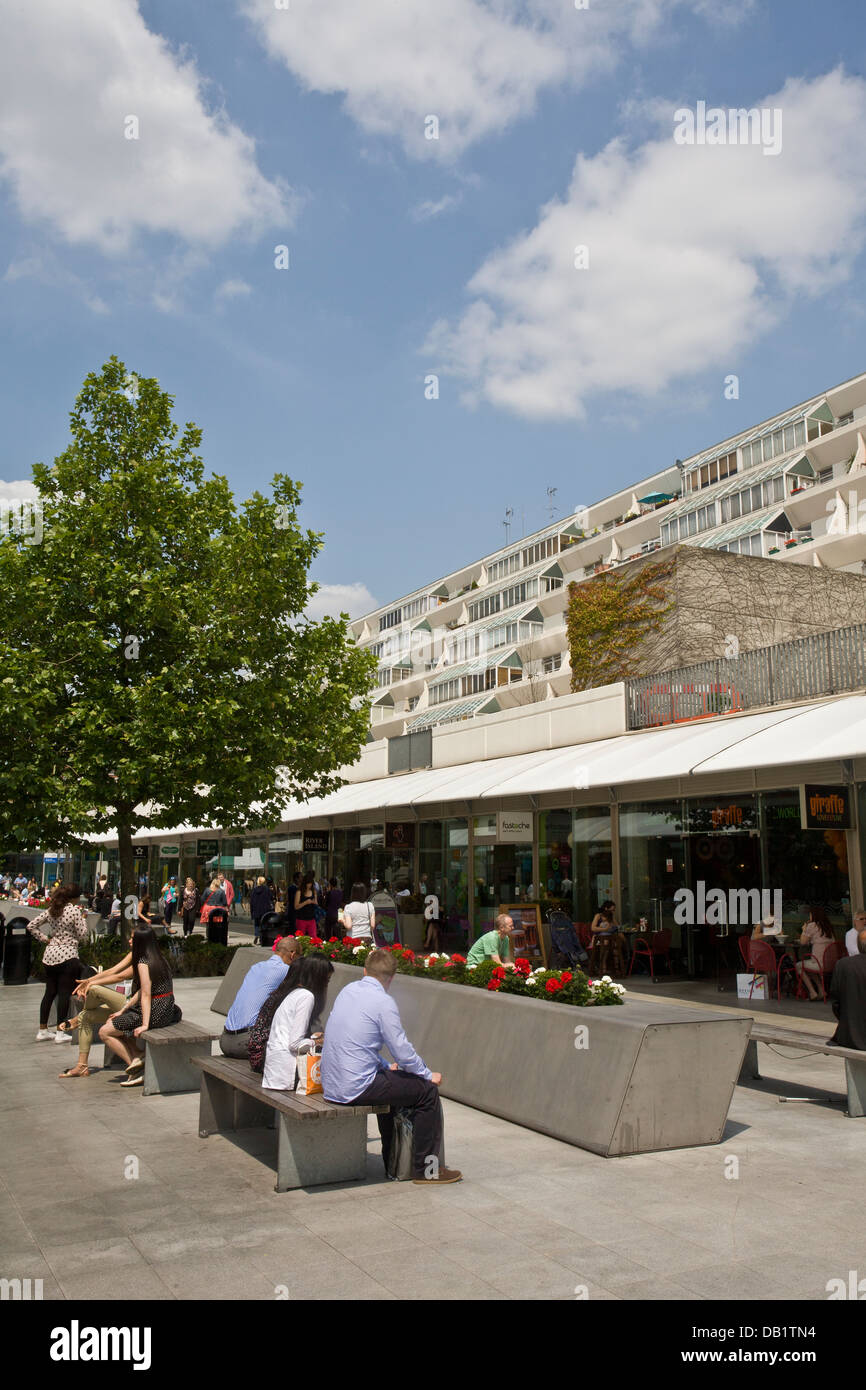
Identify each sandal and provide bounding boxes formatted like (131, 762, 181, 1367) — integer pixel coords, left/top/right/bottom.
(59, 1065, 90, 1078)
(56, 1018, 81, 1034)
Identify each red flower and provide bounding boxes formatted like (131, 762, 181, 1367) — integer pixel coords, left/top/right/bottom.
(294, 929, 304, 937)
(486, 978, 502, 991)
(491, 966, 506, 980)
(545, 978, 562, 994)
(451, 954, 466, 964)
(272, 937, 283, 951)
(328, 936, 340, 943)
(309, 937, 323, 947)
(514, 958, 531, 976)
(561, 971, 573, 983)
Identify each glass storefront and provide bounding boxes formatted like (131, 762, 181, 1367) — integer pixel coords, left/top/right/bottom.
(473, 815, 533, 937)
(417, 819, 470, 942)
(537, 806, 613, 924)
(620, 800, 686, 942)
(763, 789, 850, 929)
(333, 827, 387, 896)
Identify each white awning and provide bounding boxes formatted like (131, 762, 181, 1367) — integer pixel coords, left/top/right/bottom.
(92, 695, 866, 843)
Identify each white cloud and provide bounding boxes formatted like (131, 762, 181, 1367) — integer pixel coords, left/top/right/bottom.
(306, 583, 378, 622)
(4, 252, 109, 314)
(215, 278, 253, 302)
(242, 0, 741, 159)
(0, 479, 39, 501)
(426, 69, 866, 420)
(410, 194, 462, 223)
(0, 0, 293, 254)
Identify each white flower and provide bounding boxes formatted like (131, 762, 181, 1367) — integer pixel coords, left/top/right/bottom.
(352, 945, 364, 955)
(440, 954, 450, 961)
(427, 953, 439, 959)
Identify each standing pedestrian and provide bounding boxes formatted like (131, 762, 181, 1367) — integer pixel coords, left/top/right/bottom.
(249, 876, 274, 945)
(181, 877, 200, 937)
(160, 876, 179, 933)
(27, 884, 89, 1042)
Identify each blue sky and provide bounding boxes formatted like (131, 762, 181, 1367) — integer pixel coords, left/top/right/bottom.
(2, 0, 866, 616)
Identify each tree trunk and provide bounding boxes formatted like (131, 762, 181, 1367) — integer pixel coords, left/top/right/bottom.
(116, 818, 136, 945)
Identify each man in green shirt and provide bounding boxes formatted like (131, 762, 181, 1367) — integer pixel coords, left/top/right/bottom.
(467, 915, 514, 968)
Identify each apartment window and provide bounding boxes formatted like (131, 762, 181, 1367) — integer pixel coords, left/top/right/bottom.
(379, 607, 403, 632)
(403, 596, 430, 620)
(464, 669, 498, 696)
(521, 536, 559, 567)
(376, 669, 392, 688)
(407, 696, 419, 711)
(369, 642, 384, 660)
(430, 677, 460, 706)
(542, 654, 563, 674)
(501, 580, 531, 610)
(817, 466, 833, 484)
(540, 574, 563, 594)
(486, 552, 521, 583)
(467, 593, 501, 623)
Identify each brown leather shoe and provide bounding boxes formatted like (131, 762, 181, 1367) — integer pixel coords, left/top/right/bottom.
(411, 1167, 462, 1185)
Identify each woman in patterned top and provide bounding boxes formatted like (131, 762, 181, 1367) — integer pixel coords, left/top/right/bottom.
(27, 883, 89, 1041)
(99, 927, 182, 1086)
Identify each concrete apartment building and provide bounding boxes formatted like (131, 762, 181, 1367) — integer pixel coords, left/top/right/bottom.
(357, 369, 866, 740)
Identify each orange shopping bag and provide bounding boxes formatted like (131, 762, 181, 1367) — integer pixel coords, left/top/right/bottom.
(297, 1046, 323, 1096)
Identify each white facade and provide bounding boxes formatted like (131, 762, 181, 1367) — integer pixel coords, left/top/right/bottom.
(353, 369, 866, 739)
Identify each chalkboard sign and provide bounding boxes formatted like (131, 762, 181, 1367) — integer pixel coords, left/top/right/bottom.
(500, 903, 547, 966)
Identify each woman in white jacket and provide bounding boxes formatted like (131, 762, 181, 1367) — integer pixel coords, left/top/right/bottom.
(262, 954, 334, 1091)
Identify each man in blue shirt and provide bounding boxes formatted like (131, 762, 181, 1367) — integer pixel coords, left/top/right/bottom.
(219, 937, 298, 1058)
(321, 948, 461, 1185)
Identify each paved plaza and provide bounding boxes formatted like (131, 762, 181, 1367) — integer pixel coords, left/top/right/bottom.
(1, 976, 863, 1302)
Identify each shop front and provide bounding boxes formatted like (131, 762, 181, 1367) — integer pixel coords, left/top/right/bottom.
(473, 811, 534, 936)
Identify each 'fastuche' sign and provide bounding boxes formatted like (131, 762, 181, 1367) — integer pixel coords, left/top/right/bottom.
(799, 785, 854, 830)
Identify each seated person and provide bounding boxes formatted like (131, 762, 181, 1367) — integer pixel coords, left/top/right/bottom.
(829, 930, 866, 1050)
(466, 914, 514, 968)
(321, 947, 461, 1186)
(56, 954, 135, 1078)
(219, 936, 299, 1058)
(262, 954, 334, 1091)
(846, 909, 866, 957)
(98, 928, 182, 1086)
(796, 905, 837, 1001)
(590, 900, 626, 974)
(751, 913, 782, 940)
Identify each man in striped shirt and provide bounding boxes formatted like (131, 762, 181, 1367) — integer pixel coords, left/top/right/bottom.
(219, 937, 298, 1058)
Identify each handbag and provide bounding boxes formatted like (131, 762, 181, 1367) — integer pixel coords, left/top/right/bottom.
(386, 1108, 414, 1181)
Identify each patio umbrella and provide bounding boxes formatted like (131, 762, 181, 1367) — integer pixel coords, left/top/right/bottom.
(637, 491, 674, 504)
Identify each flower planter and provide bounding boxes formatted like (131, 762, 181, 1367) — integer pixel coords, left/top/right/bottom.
(212, 951, 751, 1156)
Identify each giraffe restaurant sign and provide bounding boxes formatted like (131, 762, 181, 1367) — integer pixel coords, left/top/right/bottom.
(799, 785, 853, 831)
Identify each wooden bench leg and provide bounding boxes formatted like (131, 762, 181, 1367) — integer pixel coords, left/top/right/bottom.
(143, 1039, 215, 1096)
(738, 1039, 760, 1083)
(275, 1114, 368, 1192)
(199, 1072, 236, 1136)
(845, 1059, 866, 1118)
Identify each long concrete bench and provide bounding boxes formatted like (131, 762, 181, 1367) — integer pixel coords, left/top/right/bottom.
(211, 951, 752, 1156)
(138, 1021, 218, 1096)
(193, 1055, 388, 1190)
(739, 1024, 866, 1118)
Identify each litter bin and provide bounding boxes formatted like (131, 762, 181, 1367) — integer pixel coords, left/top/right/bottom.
(3, 918, 32, 985)
(259, 912, 282, 949)
(206, 907, 229, 947)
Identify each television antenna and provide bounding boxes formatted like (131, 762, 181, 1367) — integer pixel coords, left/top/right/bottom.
(546, 487, 558, 523)
(502, 507, 514, 545)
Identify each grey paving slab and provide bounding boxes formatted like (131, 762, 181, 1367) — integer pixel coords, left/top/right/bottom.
(2, 976, 866, 1302)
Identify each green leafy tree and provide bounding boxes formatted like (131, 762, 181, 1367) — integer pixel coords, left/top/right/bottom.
(0, 357, 375, 932)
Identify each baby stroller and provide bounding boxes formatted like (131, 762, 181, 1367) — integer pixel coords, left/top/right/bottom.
(548, 909, 590, 970)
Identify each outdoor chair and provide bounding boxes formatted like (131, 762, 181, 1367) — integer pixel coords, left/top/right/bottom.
(816, 940, 846, 1000)
(627, 928, 672, 980)
(747, 938, 797, 1000)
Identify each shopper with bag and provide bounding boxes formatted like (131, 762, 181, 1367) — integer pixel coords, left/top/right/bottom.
(199, 877, 227, 928)
(321, 948, 460, 1186)
(341, 882, 375, 942)
(260, 953, 334, 1090)
(181, 878, 201, 937)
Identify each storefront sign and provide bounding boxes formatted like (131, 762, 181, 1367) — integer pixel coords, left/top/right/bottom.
(497, 812, 533, 843)
(800, 785, 854, 830)
(159, 845, 180, 859)
(385, 822, 415, 850)
(196, 839, 219, 858)
(686, 800, 757, 834)
(303, 830, 329, 853)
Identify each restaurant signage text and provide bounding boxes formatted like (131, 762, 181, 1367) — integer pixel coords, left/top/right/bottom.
(302, 830, 329, 853)
(799, 785, 854, 830)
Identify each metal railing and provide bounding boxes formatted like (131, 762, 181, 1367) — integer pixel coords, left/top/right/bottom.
(626, 622, 866, 729)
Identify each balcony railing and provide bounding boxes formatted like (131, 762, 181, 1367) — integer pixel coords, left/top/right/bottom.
(626, 621, 866, 729)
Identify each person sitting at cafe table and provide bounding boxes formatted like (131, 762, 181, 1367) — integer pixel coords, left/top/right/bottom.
(590, 900, 626, 974)
(466, 915, 514, 968)
(795, 904, 838, 1001)
(751, 913, 782, 940)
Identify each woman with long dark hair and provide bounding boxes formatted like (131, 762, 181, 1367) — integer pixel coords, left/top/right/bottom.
(257, 953, 334, 1089)
(796, 904, 837, 1000)
(294, 872, 320, 932)
(27, 883, 89, 1041)
(99, 927, 182, 1086)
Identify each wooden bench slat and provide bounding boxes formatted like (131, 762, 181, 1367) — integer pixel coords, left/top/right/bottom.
(191, 1055, 387, 1118)
(142, 1022, 218, 1045)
